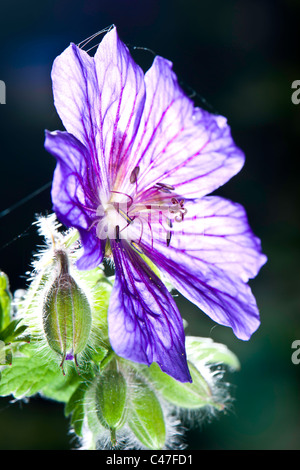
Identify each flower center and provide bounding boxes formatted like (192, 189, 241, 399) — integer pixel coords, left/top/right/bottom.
(95, 181, 187, 249)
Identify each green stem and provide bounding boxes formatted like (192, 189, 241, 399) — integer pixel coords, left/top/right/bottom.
(110, 427, 117, 447)
(100, 349, 116, 370)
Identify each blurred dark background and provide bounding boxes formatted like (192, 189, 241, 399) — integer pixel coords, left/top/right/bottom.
(0, 0, 299, 450)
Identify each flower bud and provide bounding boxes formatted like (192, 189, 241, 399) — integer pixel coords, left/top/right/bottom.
(95, 365, 127, 445)
(128, 376, 166, 450)
(42, 250, 92, 373)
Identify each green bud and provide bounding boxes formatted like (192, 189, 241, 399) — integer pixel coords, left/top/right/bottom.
(128, 376, 166, 450)
(42, 250, 92, 373)
(0, 271, 12, 331)
(95, 366, 127, 445)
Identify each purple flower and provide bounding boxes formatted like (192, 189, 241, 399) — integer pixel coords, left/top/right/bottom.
(45, 26, 267, 383)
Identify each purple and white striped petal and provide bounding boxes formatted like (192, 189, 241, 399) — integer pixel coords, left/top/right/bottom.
(139, 196, 267, 340)
(108, 241, 192, 383)
(122, 56, 244, 199)
(51, 28, 145, 194)
(146, 245, 261, 340)
(93, 28, 145, 187)
(45, 130, 104, 269)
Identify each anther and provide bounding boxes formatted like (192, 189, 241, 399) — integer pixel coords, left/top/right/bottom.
(166, 231, 172, 247)
(155, 182, 175, 191)
(116, 225, 120, 243)
(130, 166, 140, 184)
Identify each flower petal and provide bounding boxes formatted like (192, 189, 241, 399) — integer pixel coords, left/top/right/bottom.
(51, 26, 145, 192)
(125, 56, 244, 199)
(45, 130, 104, 269)
(51, 42, 107, 188)
(158, 196, 266, 282)
(138, 197, 267, 340)
(108, 241, 192, 383)
(93, 27, 145, 186)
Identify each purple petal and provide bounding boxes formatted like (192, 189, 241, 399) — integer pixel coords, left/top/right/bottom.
(51, 42, 107, 188)
(51, 26, 145, 192)
(156, 196, 266, 282)
(124, 56, 244, 199)
(139, 196, 267, 340)
(108, 241, 192, 383)
(76, 228, 105, 270)
(93, 27, 145, 185)
(45, 130, 104, 269)
(149, 249, 260, 340)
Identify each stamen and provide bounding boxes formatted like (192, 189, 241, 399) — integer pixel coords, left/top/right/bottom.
(110, 190, 133, 207)
(166, 231, 172, 247)
(155, 182, 175, 191)
(130, 166, 140, 184)
(116, 225, 120, 243)
(131, 241, 143, 254)
(175, 214, 183, 222)
(118, 208, 134, 225)
(158, 187, 173, 194)
(167, 197, 187, 223)
(87, 219, 98, 231)
(166, 218, 173, 228)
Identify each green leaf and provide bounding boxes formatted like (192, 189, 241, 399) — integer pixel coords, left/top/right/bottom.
(65, 382, 89, 436)
(0, 319, 28, 344)
(0, 342, 81, 400)
(0, 341, 11, 366)
(144, 361, 217, 409)
(0, 356, 61, 398)
(128, 376, 166, 450)
(85, 343, 108, 365)
(41, 367, 81, 403)
(0, 272, 12, 331)
(185, 336, 240, 371)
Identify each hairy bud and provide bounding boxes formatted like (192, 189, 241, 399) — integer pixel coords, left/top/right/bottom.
(42, 250, 92, 373)
(95, 364, 127, 445)
(128, 376, 166, 450)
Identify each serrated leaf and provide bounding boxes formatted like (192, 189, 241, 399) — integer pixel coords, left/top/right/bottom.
(0, 342, 81, 400)
(0, 356, 61, 398)
(144, 361, 217, 409)
(128, 376, 165, 450)
(185, 336, 240, 371)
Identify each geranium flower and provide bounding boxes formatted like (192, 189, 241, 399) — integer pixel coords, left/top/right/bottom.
(45, 26, 267, 382)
